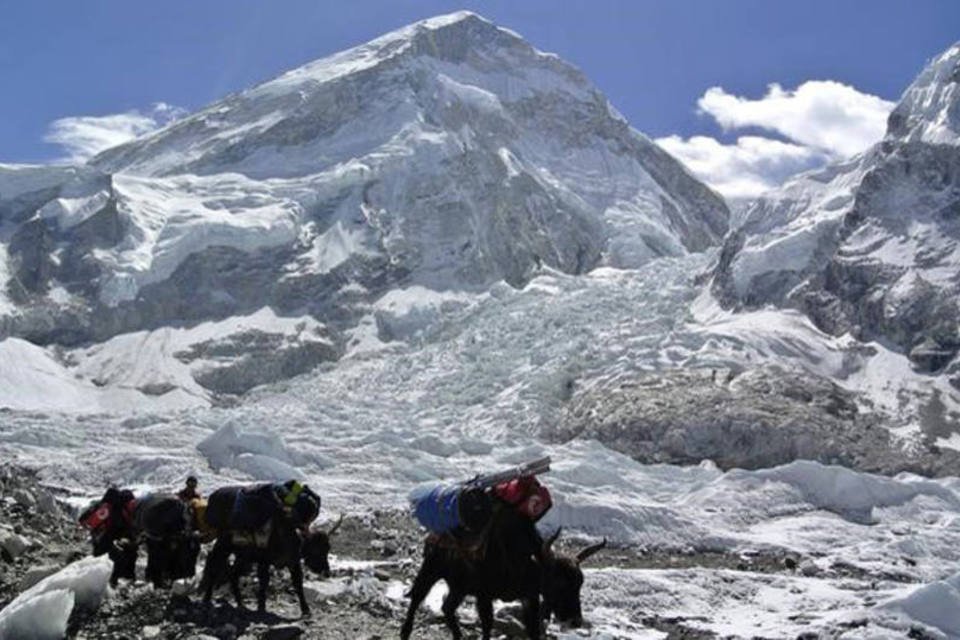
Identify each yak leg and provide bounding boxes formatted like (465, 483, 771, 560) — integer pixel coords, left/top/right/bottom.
(441, 589, 466, 640)
(400, 561, 442, 640)
(229, 556, 246, 609)
(256, 562, 270, 612)
(540, 600, 552, 622)
(290, 561, 310, 617)
(521, 597, 542, 639)
(476, 596, 494, 640)
(145, 539, 165, 588)
(200, 538, 230, 605)
(109, 541, 137, 587)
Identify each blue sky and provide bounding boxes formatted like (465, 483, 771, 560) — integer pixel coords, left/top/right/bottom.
(2, 1, 957, 197)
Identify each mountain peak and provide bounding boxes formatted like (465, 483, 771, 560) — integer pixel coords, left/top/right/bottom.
(231, 11, 531, 100)
(412, 10, 489, 29)
(886, 42, 960, 144)
(90, 11, 575, 177)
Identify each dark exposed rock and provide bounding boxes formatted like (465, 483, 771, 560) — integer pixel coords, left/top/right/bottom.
(550, 366, 960, 476)
(190, 336, 338, 396)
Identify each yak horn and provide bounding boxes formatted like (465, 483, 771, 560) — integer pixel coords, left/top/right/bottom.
(576, 538, 607, 564)
(543, 526, 562, 552)
(326, 513, 345, 536)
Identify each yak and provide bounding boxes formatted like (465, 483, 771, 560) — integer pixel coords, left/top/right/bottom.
(79, 488, 199, 588)
(400, 506, 605, 640)
(131, 493, 201, 587)
(198, 483, 340, 617)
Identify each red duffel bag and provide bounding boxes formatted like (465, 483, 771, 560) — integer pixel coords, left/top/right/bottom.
(493, 476, 552, 521)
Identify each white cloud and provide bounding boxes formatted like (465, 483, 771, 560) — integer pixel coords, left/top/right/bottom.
(699, 81, 895, 158)
(657, 134, 828, 200)
(659, 80, 896, 200)
(44, 102, 186, 163)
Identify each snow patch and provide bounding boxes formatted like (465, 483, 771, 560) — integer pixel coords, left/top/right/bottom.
(197, 421, 305, 481)
(0, 556, 112, 640)
(876, 572, 960, 637)
(730, 460, 959, 521)
(0, 589, 74, 640)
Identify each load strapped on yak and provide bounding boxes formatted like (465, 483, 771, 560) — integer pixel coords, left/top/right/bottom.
(409, 456, 552, 536)
(201, 479, 321, 547)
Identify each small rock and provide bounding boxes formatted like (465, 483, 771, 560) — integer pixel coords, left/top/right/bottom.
(13, 488, 36, 509)
(18, 564, 60, 590)
(374, 569, 391, 582)
(263, 625, 304, 640)
(0, 531, 31, 558)
(215, 623, 238, 640)
(37, 491, 59, 515)
(171, 579, 194, 596)
(142, 625, 162, 639)
(799, 559, 819, 577)
(61, 548, 85, 564)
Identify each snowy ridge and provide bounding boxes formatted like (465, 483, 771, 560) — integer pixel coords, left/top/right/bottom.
(887, 42, 960, 145)
(90, 11, 588, 178)
(92, 173, 302, 306)
(721, 151, 872, 298)
(0, 307, 333, 412)
(711, 40, 960, 416)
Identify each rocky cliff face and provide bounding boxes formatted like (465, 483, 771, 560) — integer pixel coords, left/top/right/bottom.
(0, 12, 727, 405)
(712, 44, 960, 382)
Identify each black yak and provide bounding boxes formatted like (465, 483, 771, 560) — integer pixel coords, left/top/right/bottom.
(400, 506, 605, 639)
(79, 488, 199, 588)
(198, 482, 339, 616)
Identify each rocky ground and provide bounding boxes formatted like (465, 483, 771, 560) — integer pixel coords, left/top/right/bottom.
(0, 465, 89, 607)
(552, 366, 960, 476)
(0, 465, 934, 639)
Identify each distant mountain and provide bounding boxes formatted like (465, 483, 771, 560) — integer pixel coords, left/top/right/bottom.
(712, 44, 960, 386)
(0, 12, 727, 407)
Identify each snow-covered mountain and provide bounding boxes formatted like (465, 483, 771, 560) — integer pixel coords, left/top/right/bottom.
(0, 11, 727, 407)
(712, 43, 960, 389)
(6, 18, 960, 640)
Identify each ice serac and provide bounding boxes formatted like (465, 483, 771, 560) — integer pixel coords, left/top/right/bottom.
(712, 42, 960, 381)
(0, 11, 726, 406)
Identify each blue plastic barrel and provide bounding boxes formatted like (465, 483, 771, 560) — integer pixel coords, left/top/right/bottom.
(410, 483, 462, 534)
